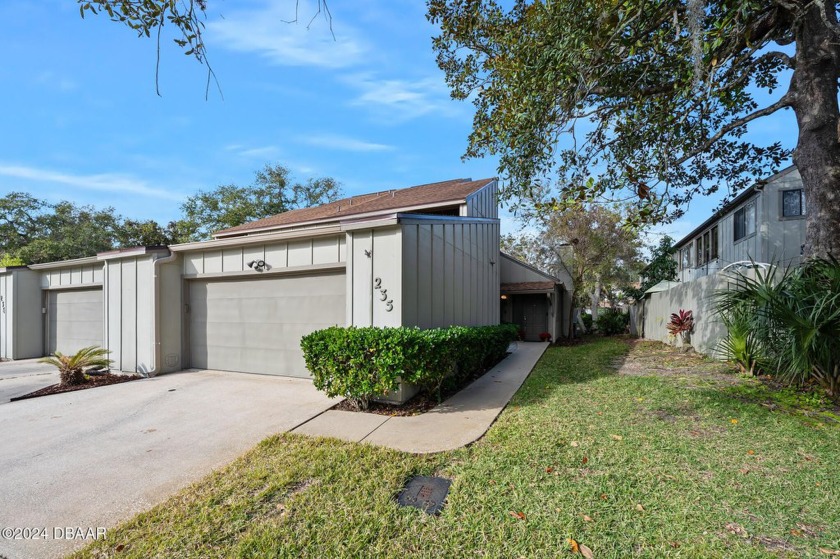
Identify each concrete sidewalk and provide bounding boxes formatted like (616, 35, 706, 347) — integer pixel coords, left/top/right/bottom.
(292, 341, 548, 453)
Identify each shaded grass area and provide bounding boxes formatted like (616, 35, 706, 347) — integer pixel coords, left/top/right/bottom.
(74, 339, 840, 558)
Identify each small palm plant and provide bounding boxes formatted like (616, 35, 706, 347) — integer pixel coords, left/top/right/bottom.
(715, 258, 840, 399)
(717, 302, 762, 375)
(39, 346, 113, 386)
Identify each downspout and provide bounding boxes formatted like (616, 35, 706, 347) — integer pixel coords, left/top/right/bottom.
(150, 250, 178, 376)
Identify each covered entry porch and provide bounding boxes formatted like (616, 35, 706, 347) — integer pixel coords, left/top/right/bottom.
(500, 281, 563, 342)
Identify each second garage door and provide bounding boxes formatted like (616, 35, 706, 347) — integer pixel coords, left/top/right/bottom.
(47, 288, 104, 355)
(189, 271, 345, 377)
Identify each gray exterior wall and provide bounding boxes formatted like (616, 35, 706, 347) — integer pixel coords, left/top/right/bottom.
(39, 263, 104, 289)
(103, 255, 157, 374)
(400, 218, 500, 329)
(158, 258, 184, 374)
(762, 168, 807, 267)
(182, 235, 346, 277)
(346, 227, 403, 327)
(675, 167, 805, 282)
(463, 181, 499, 219)
(0, 269, 42, 360)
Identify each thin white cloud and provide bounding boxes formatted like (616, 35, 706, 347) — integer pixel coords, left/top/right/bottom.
(300, 133, 394, 152)
(343, 73, 460, 122)
(0, 164, 183, 201)
(35, 71, 77, 92)
(237, 146, 283, 159)
(207, 2, 368, 69)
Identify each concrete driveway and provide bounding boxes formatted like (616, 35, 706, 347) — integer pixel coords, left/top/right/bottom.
(0, 369, 337, 559)
(0, 359, 59, 404)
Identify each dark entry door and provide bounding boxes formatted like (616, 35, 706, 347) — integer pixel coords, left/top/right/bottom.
(512, 294, 548, 341)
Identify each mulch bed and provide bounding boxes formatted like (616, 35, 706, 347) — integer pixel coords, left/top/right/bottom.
(10, 373, 142, 402)
(333, 352, 512, 417)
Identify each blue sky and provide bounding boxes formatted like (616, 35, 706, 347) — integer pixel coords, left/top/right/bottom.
(0, 0, 797, 244)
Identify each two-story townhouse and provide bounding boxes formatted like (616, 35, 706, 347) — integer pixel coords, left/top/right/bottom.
(674, 166, 806, 283)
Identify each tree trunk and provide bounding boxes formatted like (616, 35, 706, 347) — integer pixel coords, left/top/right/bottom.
(567, 287, 577, 338)
(590, 276, 602, 322)
(791, 2, 840, 260)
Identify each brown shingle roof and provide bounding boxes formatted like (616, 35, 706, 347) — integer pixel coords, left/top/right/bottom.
(214, 178, 495, 237)
(501, 281, 556, 293)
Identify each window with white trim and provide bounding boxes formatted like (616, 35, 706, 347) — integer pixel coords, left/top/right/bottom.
(734, 200, 756, 242)
(782, 189, 806, 217)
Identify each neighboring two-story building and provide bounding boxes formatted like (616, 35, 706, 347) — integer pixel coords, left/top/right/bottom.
(673, 166, 806, 283)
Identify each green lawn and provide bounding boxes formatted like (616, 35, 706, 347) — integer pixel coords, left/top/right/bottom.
(74, 339, 840, 558)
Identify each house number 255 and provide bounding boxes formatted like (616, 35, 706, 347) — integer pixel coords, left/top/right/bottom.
(373, 277, 394, 312)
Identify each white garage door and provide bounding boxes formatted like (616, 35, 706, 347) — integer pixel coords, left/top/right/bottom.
(189, 271, 345, 377)
(47, 288, 104, 355)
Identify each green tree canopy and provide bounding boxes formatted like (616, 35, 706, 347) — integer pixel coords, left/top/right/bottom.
(0, 194, 169, 265)
(429, 0, 840, 259)
(177, 164, 342, 242)
(0, 164, 339, 263)
(625, 235, 680, 301)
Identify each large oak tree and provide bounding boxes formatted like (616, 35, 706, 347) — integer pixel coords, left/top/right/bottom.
(429, 0, 840, 259)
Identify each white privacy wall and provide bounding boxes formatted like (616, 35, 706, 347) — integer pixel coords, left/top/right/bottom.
(401, 218, 500, 329)
(641, 272, 738, 357)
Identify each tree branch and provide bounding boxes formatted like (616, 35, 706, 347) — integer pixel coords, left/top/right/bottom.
(676, 93, 794, 165)
(811, 0, 840, 37)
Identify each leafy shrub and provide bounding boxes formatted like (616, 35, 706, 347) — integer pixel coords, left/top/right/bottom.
(667, 309, 694, 344)
(39, 346, 113, 386)
(595, 309, 628, 336)
(715, 258, 840, 399)
(300, 324, 518, 408)
(717, 302, 761, 375)
(580, 313, 593, 331)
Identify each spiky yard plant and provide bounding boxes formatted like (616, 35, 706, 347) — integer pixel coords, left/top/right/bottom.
(39, 346, 113, 386)
(716, 259, 840, 399)
(716, 302, 762, 375)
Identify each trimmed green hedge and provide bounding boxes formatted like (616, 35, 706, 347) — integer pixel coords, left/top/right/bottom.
(300, 324, 518, 408)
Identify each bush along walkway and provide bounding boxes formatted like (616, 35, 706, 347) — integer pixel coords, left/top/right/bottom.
(74, 338, 840, 559)
(292, 341, 548, 453)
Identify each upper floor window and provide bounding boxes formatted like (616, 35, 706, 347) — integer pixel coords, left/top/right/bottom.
(695, 237, 703, 267)
(782, 189, 806, 217)
(734, 200, 756, 242)
(681, 246, 692, 270)
(710, 225, 719, 259)
(690, 225, 719, 268)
